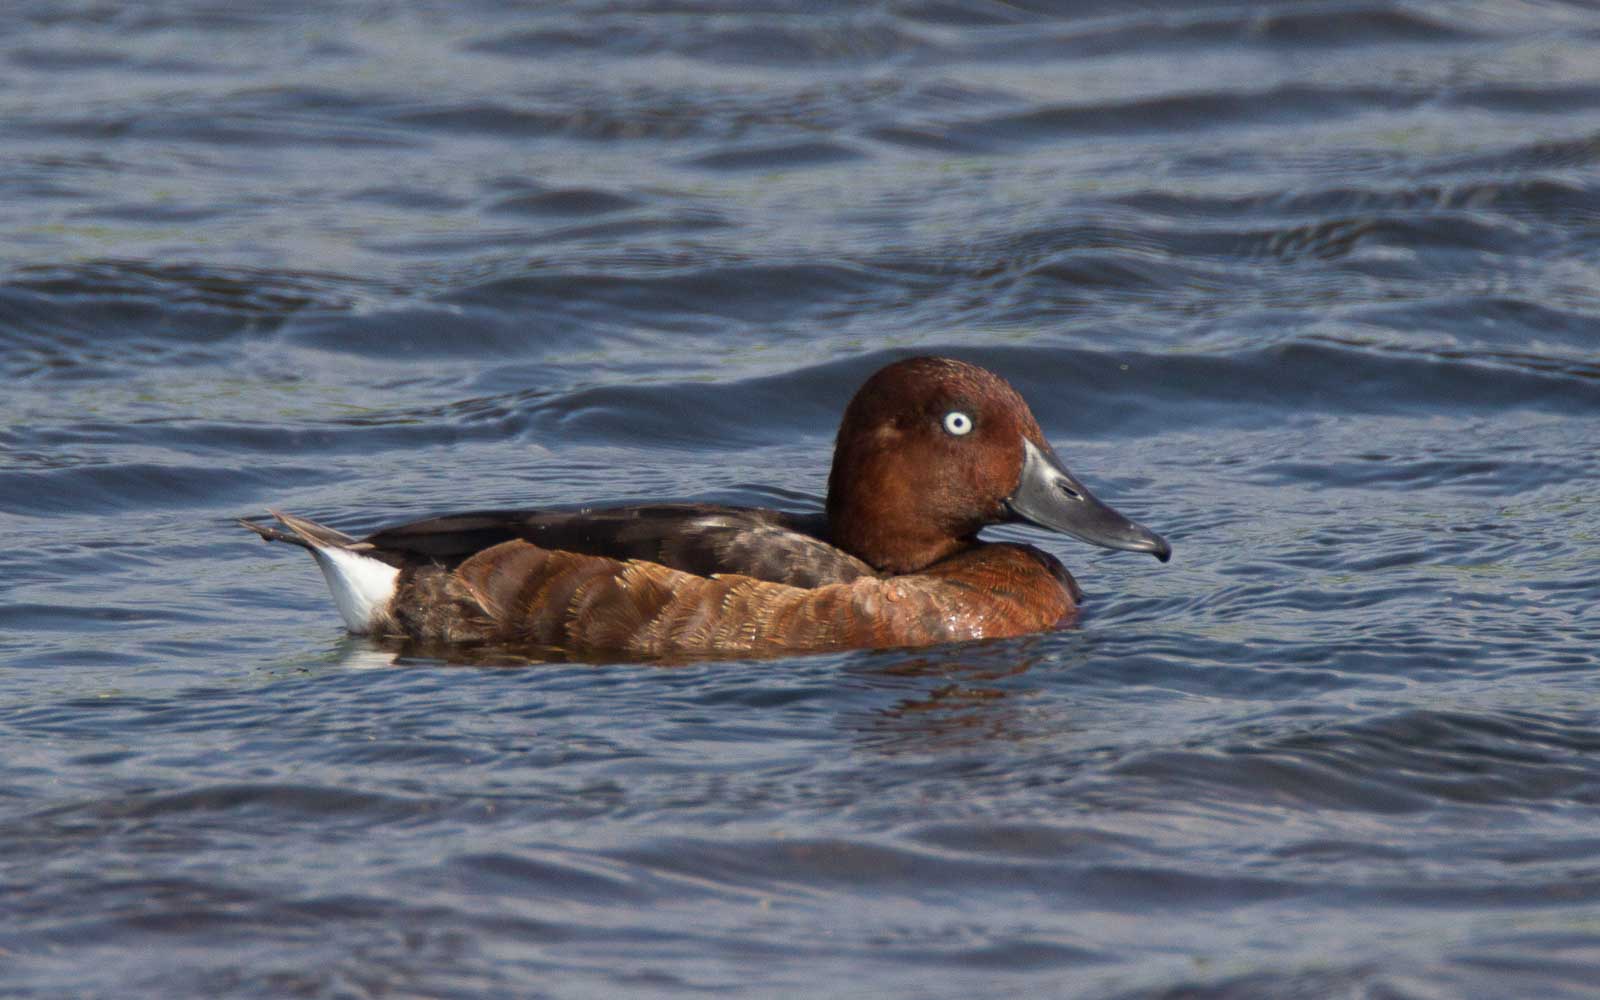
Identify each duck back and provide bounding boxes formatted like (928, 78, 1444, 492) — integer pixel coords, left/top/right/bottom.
(363, 503, 876, 587)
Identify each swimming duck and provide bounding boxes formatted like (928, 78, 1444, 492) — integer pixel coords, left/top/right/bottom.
(242, 357, 1169, 657)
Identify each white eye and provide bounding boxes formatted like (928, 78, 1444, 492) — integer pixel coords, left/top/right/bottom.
(943, 410, 973, 436)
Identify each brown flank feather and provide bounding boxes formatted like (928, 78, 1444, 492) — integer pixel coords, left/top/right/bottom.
(378, 540, 1075, 656)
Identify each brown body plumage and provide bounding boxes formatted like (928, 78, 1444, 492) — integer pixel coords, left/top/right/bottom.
(377, 539, 1077, 655)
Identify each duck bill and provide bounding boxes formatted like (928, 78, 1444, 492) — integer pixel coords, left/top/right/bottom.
(1003, 439, 1171, 562)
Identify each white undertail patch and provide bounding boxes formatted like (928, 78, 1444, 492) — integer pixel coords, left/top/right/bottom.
(307, 544, 400, 635)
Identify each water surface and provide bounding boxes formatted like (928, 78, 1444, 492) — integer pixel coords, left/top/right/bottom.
(3, 2, 1599, 997)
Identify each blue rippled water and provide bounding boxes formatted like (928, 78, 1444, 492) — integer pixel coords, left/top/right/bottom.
(3, 2, 1599, 997)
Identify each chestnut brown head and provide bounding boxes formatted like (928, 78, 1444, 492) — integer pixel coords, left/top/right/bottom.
(825, 356, 1170, 574)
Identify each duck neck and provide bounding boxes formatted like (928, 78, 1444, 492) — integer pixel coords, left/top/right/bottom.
(825, 475, 977, 575)
(832, 515, 972, 575)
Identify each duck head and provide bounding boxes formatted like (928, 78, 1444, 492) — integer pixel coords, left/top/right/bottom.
(826, 356, 1171, 574)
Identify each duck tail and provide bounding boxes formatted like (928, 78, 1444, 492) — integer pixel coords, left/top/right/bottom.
(240, 508, 360, 549)
(240, 510, 398, 635)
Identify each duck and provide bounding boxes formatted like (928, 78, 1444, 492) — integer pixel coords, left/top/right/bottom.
(241, 356, 1170, 658)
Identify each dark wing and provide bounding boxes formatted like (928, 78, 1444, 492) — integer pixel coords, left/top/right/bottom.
(360, 503, 877, 588)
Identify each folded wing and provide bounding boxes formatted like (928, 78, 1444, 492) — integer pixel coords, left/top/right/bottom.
(361, 503, 876, 587)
